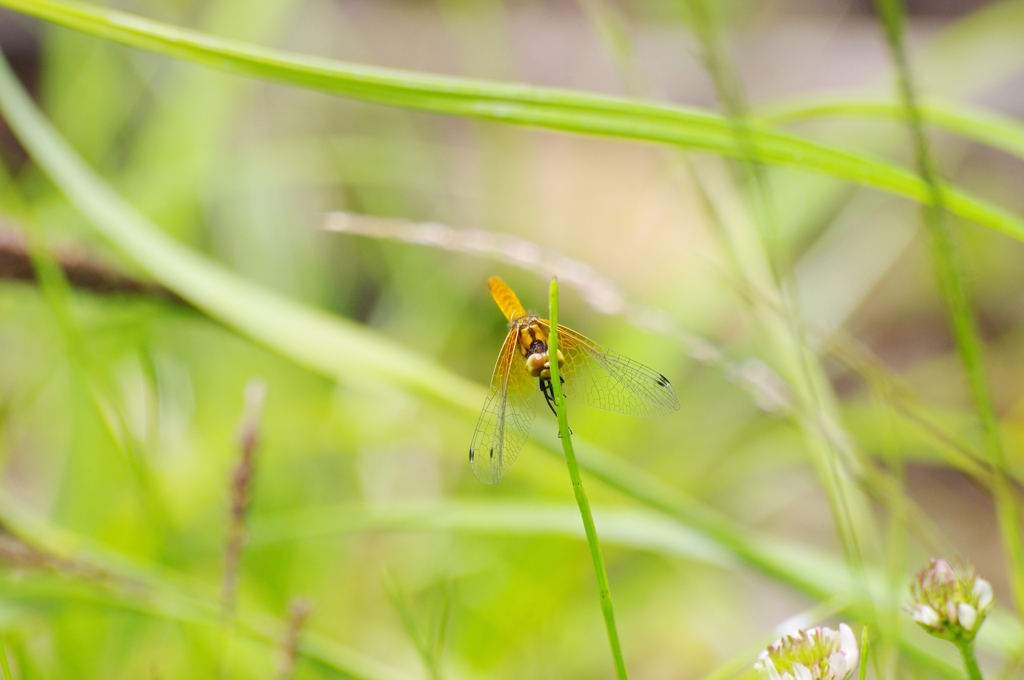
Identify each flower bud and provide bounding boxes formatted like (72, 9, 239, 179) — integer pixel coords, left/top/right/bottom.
(912, 604, 940, 628)
(754, 623, 859, 680)
(906, 558, 993, 642)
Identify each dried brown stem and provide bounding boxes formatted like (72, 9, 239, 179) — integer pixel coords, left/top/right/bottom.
(221, 379, 267, 623)
(0, 521, 135, 591)
(276, 598, 312, 680)
(0, 227, 186, 304)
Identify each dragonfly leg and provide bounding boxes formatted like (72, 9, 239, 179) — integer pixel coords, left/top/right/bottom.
(539, 378, 572, 435)
(539, 378, 557, 416)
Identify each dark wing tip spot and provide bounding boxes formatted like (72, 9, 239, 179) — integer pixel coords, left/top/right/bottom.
(489, 446, 495, 461)
(469, 447, 475, 463)
(656, 373, 671, 387)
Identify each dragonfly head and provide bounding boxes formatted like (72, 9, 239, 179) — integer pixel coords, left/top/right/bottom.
(525, 347, 566, 379)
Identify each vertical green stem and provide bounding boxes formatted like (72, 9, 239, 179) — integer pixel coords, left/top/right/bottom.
(547, 278, 628, 680)
(873, 0, 1024, 617)
(858, 625, 870, 680)
(955, 640, 985, 680)
(681, 0, 869, 582)
(0, 635, 11, 680)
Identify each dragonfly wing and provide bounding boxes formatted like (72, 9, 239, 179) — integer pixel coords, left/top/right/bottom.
(539, 321, 679, 417)
(469, 328, 538, 484)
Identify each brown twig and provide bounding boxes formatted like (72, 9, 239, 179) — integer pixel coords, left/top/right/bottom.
(0, 520, 140, 593)
(221, 379, 267, 623)
(276, 598, 312, 680)
(0, 227, 187, 304)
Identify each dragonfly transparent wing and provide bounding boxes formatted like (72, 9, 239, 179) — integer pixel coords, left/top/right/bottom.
(469, 328, 538, 484)
(538, 321, 679, 417)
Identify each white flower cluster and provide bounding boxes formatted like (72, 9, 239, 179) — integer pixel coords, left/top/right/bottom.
(754, 623, 859, 680)
(908, 558, 993, 642)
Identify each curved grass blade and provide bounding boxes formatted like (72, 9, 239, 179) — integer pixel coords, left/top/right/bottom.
(0, 498, 414, 680)
(0, 578, 415, 680)
(0, 0, 1023, 241)
(0, 52, 483, 416)
(249, 502, 736, 565)
(760, 96, 1024, 164)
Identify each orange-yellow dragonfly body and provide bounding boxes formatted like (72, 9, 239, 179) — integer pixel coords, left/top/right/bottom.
(470, 277, 679, 484)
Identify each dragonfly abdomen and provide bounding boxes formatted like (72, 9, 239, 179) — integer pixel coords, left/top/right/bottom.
(488, 277, 527, 321)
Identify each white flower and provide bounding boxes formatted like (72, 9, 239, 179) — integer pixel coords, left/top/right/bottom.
(838, 624, 857, 664)
(974, 578, 994, 611)
(754, 623, 859, 680)
(958, 604, 977, 631)
(756, 654, 782, 680)
(907, 558, 993, 641)
(912, 604, 940, 627)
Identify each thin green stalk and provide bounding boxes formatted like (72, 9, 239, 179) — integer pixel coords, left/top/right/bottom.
(877, 387, 910, 675)
(956, 640, 985, 680)
(0, 635, 11, 680)
(384, 572, 442, 680)
(859, 626, 870, 680)
(681, 0, 871, 613)
(547, 278, 628, 680)
(873, 0, 1024, 617)
(1, 200, 176, 547)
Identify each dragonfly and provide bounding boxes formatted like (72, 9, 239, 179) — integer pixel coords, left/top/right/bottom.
(469, 276, 679, 484)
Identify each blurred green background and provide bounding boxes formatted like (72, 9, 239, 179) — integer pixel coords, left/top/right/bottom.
(1, 0, 1024, 678)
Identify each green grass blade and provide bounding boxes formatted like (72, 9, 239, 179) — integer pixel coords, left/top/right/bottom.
(0, 495, 413, 680)
(0, 51, 482, 416)
(760, 96, 1024, 163)
(0, 577, 415, 680)
(248, 501, 735, 566)
(0, 488, 998, 680)
(683, 0, 872, 591)
(0, 636, 10, 680)
(0, 435, 1008, 680)
(872, 0, 1024, 618)
(1, 0, 1024, 241)
(383, 571, 439, 680)
(859, 625, 870, 680)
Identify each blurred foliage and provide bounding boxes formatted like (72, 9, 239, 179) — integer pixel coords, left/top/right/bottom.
(0, 0, 1023, 678)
